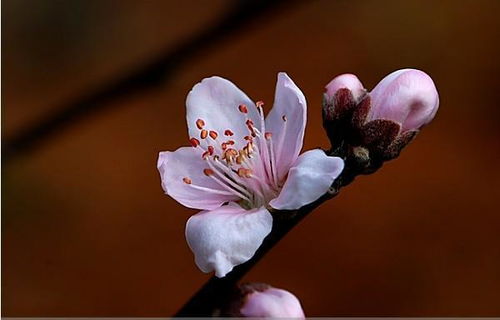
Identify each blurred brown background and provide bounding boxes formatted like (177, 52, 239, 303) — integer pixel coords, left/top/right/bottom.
(2, 0, 500, 316)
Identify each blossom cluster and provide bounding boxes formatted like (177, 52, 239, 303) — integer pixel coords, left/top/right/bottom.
(158, 69, 439, 317)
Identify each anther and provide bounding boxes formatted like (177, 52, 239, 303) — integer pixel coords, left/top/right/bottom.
(203, 168, 214, 176)
(223, 148, 238, 162)
(237, 168, 246, 177)
(207, 146, 214, 155)
(246, 119, 255, 135)
(202, 151, 210, 159)
(246, 142, 254, 154)
(238, 168, 253, 178)
(264, 132, 272, 140)
(209, 130, 218, 139)
(182, 177, 192, 184)
(196, 119, 205, 129)
(200, 129, 208, 139)
(238, 104, 248, 113)
(226, 140, 235, 145)
(189, 137, 200, 147)
(224, 129, 234, 136)
(236, 150, 248, 164)
(282, 115, 287, 122)
(256, 101, 264, 108)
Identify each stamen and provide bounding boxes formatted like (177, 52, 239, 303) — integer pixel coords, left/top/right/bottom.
(238, 104, 248, 113)
(202, 151, 210, 159)
(238, 168, 253, 178)
(245, 142, 254, 155)
(267, 136, 279, 187)
(203, 168, 214, 176)
(188, 184, 235, 196)
(246, 120, 255, 137)
(275, 114, 288, 169)
(196, 119, 205, 129)
(187, 105, 286, 207)
(209, 130, 218, 139)
(205, 160, 253, 202)
(241, 150, 274, 202)
(207, 146, 214, 155)
(211, 157, 246, 184)
(236, 155, 244, 165)
(250, 128, 273, 186)
(189, 138, 200, 147)
(223, 148, 238, 163)
(256, 100, 266, 137)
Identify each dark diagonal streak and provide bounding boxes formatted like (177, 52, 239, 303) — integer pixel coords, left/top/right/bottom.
(2, 0, 300, 164)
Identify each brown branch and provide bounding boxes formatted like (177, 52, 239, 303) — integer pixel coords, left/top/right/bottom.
(2, 0, 302, 164)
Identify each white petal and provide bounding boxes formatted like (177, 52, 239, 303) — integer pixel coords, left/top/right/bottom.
(158, 147, 239, 210)
(265, 72, 307, 182)
(186, 76, 261, 150)
(269, 149, 344, 210)
(185, 203, 273, 278)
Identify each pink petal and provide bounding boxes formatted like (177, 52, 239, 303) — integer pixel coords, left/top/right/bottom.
(186, 76, 261, 150)
(325, 73, 366, 102)
(269, 149, 344, 210)
(185, 203, 272, 277)
(369, 69, 439, 131)
(241, 287, 305, 318)
(265, 72, 307, 182)
(157, 147, 239, 210)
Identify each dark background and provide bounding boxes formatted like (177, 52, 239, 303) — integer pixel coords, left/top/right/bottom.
(3, 0, 500, 316)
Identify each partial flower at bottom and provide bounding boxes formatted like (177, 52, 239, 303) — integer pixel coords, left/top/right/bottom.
(224, 283, 305, 318)
(158, 73, 344, 277)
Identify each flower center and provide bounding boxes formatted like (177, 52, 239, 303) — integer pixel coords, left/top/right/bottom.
(183, 101, 287, 209)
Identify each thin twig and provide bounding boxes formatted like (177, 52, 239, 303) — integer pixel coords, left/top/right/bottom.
(2, 0, 301, 164)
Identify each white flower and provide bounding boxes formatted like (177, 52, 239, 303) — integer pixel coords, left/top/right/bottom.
(158, 73, 344, 277)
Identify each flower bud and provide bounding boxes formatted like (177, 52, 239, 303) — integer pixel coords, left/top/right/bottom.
(323, 74, 368, 147)
(368, 69, 439, 132)
(325, 73, 366, 102)
(224, 283, 305, 318)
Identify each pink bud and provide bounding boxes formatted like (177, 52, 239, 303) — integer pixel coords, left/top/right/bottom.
(369, 69, 439, 131)
(325, 73, 366, 102)
(240, 287, 305, 318)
